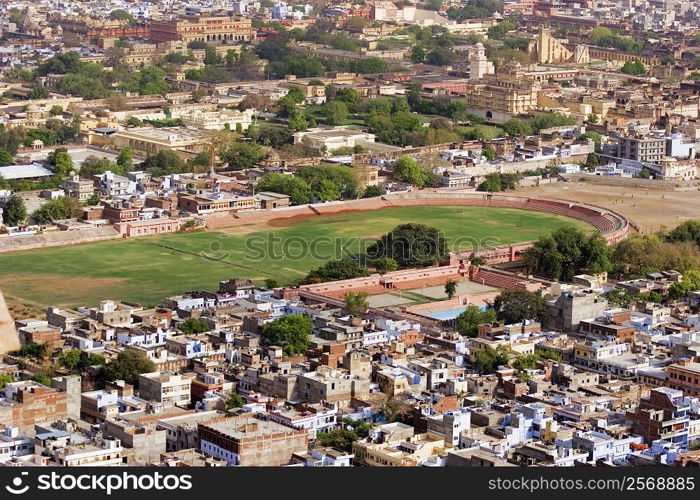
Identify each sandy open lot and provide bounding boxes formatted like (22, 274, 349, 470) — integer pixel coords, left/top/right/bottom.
(517, 181, 700, 233)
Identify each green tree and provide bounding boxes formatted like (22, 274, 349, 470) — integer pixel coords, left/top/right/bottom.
(524, 227, 613, 281)
(620, 61, 646, 75)
(374, 257, 399, 272)
(315, 178, 341, 201)
(32, 197, 81, 224)
(0, 374, 13, 389)
(104, 350, 156, 386)
(122, 66, 170, 95)
(368, 223, 448, 268)
(2, 195, 27, 226)
(126, 116, 142, 127)
(179, 317, 210, 334)
(317, 429, 359, 452)
(668, 270, 700, 301)
(478, 172, 501, 192)
(512, 353, 541, 371)
(264, 278, 279, 289)
(286, 86, 306, 104)
(49, 105, 64, 117)
(116, 147, 134, 171)
(297, 164, 357, 200)
(473, 344, 510, 373)
(335, 88, 360, 113)
(31, 373, 52, 386)
(256, 173, 312, 205)
(482, 144, 495, 161)
(53, 150, 74, 176)
(140, 150, 186, 176)
(303, 258, 368, 284)
(27, 85, 50, 99)
(288, 110, 309, 132)
(392, 156, 435, 188)
(665, 220, 700, 248)
(0, 149, 13, 166)
(204, 45, 222, 65)
(221, 142, 266, 171)
(58, 348, 82, 372)
(410, 45, 426, 63)
(323, 100, 349, 126)
(362, 185, 385, 198)
(345, 291, 369, 317)
(109, 9, 136, 25)
(445, 279, 458, 299)
(261, 314, 312, 355)
(455, 305, 497, 337)
(492, 290, 547, 324)
(226, 392, 245, 409)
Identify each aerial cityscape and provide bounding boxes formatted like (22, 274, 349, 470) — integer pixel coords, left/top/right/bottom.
(1, 0, 700, 470)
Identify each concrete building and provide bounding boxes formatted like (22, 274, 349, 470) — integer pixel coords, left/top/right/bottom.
(197, 414, 308, 466)
(103, 419, 166, 464)
(627, 387, 693, 451)
(0, 382, 68, 433)
(467, 43, 495, 80)
(138, 372, 192, 407)
(62, 175, 95, 202)
(292, 127, 376, 151)
(51, 375, 82, 420)
(545, 290, 608, 332)
(617, 136, 667, 163)
(667, 361, 700, 398)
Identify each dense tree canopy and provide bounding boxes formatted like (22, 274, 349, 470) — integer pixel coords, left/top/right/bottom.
(2, 195, 27, 226)
(455, 305, 497, 337)
(261, 314, 312, 355)
(391, 156, 437, 188)
(492, 290, 547, 324)
(368, 223, 448, 268)
(524, 227, 613, 282)
(303, 258, 368, 284)
(473, 344, 510, 373)
(104, 350, 156, 386)
(256, 173, 313, 205)
(221, 142, 267, 171)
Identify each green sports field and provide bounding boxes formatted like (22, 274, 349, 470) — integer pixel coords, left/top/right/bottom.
(0, 206, 592, 310)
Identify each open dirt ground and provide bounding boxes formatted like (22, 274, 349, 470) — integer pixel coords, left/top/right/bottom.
(517, 181, 700, 233)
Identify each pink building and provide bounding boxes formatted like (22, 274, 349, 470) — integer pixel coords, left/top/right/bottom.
(114, 218, 183, 238)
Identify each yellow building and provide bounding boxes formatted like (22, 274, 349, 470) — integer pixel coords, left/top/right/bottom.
(91, 127, 209, 159)
(352, 431, 450, 467)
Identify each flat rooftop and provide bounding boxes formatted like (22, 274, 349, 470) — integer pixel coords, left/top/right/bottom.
(202, 416, 301, 439)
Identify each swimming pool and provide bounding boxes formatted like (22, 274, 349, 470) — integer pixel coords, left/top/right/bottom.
(425, 305, 488, 321)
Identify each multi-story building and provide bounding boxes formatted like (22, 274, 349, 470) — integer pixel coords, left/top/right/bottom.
(177, 192, 256, 215)
(62, 175, 95, 202)
(80, 389, 120, 424)
(617, 136, 667, 163)
(545, 290, 608, 332)
(138, 372, 192, 407)
(149, 16, 255, 44)
(197, 414, 308, 466)
(460, 68, 539, 122)
(268, 401, 339, 440)
(0, 382, 68, 433)
(667, 361, 700, 398)
(627, 387, 694, 451)
(0, 428, 33, 462)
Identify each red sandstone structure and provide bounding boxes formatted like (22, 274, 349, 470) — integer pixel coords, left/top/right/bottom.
(205, 191, 631, 246)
